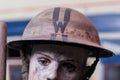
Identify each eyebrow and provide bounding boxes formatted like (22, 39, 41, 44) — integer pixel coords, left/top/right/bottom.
(60, 59, 79, 64)
(35, 51, 55, 60)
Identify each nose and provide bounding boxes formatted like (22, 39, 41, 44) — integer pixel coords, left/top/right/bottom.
(47, 70, 57, 80)
(47, 62, 58, 80)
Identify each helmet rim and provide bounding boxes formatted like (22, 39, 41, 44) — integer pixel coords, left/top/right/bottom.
(7, 39, 114, 57)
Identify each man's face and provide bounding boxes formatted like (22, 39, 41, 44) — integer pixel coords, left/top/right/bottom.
(28, 45, 89, 80)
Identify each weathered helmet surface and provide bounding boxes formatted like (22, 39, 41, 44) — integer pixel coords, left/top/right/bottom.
(8, 7, 114, 57)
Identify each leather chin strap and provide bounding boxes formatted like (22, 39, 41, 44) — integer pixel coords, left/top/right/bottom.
(82, 56, 99, 80)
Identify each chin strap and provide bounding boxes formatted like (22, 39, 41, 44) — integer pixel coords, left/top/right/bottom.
(82, 56, 99, 80)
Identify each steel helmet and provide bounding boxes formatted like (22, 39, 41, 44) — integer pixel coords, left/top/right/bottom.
(8, 7, 114, 57)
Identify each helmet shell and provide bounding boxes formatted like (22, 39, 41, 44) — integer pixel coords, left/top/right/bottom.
(8, 7, 114, 57)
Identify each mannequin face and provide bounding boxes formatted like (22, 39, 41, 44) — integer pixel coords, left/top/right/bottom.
(28, 45, 89, 80)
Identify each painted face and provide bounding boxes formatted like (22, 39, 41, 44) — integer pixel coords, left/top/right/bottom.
(28, 45, 89, 80)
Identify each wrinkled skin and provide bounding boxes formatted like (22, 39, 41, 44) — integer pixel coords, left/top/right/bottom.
(28, 45, 89, 80)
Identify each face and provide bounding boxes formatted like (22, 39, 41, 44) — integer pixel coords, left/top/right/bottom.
(28, 45, 89, 80)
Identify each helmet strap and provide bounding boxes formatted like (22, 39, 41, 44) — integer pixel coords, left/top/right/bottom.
(82, 55, 99, 80)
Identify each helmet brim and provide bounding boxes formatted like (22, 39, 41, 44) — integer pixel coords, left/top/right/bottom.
(7, 39, 114, 58)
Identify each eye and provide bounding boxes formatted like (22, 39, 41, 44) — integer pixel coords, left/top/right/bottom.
(37, 57, 51, 66)
(62, 62, 76, 72)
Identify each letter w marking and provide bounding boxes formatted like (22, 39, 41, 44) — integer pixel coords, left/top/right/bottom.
(52, 7, 71, 33)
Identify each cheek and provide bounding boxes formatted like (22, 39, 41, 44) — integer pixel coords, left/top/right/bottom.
(59, 72, 80, 80)
(29, 59, 57, 80)
(28, 60, 50, 80)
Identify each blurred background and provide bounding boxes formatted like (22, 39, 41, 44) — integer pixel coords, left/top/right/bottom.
(0, 0, 120, 80)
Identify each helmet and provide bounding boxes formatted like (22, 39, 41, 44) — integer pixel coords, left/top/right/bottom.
(7, 7, 114, 57)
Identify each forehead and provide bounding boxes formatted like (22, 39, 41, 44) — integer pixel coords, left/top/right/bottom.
(30, 44, 89, 60)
